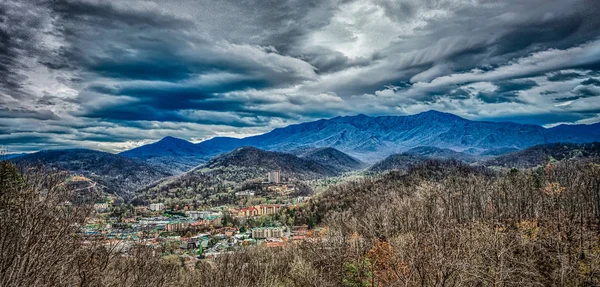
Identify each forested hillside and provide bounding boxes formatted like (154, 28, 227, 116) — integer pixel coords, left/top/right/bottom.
(482, 142, 600, 168)
(4, 157, 600, 286)
(12, 149, 173, 197)
(135, 147, 341, 205)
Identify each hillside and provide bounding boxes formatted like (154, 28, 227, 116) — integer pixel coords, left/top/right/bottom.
(296, 147, 364, 172)
(12, 149, 173, 197)
(119, 136, 208, 173)
(123, 110, 600, 164)
(203, 146, 338, 177)
(369, 146, 483, 172)
(405, 146, 481, 163)
(0, 153, 29, 160)
(481, 142, 600, 168)
(369, 153, 427, 172)
(136, 147, 342, 205)
(479, 147, 521, 156)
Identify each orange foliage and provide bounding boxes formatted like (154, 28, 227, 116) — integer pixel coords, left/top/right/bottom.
(367, 240, 409, 285)
(542, 182, 565, 196)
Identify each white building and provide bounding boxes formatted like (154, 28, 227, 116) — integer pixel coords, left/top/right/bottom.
(252, 227, 284, 239)
(235, 190, 255, 196)
(188, 211, 220, 220)
(267, 170, 281, 184)
(94, 203, 109, 211)
(149, 203, 165, 211)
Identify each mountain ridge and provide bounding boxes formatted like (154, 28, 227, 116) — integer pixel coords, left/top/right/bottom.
(11, 149, 173, 197)
(136, 146, 352, 204)
(296, 147, 365, 172)
(119, 136, 208, 173)
(121, 110, 600, 166)
(480, 142, 600, 168)
(203, 146, 340, 177)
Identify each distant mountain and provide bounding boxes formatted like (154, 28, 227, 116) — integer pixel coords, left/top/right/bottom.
(479, 147, 521, 156)
(369, 146, 485, 172)
(405, 146, 481, 163)
(369, 154, 427, 172)
(0, 153, 28, 160)
(369, 146, 487, 173)
(119, 136, 208, 173)
(481, 142, 600, 168)
(13, 149, 173, 197)
(194, 111, 600, 162)
(296, 147, 365, 172)
(123, 110, 600, 164)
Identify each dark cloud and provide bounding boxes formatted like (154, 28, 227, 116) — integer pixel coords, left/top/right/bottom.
(0, 0, 52, 99)
(447, 89, 471, 100)
(492, 14, 586, 57)
(1, 0, 600, 152)
(496, 80, 539, 92)
(472, 80, 537, 103)
(0, 107, 60, 120)
(90, 80, 269, 110)
(477, 91, 521, 104)
(582, 78, 600, 86)
(547, 72, 584, 82)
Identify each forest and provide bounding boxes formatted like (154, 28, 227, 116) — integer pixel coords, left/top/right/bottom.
(2, 157, 600, 286)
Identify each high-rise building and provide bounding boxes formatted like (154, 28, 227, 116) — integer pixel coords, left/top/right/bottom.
(268, 170, 281, 184)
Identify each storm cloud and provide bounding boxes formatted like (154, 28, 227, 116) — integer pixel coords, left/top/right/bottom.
(1, 0, 600, 152)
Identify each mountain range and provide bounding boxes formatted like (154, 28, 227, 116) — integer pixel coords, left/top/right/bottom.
(369, 142, 600, 172)
(120, 110, 600, 169)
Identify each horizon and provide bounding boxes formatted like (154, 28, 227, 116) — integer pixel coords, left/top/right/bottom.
(2, 0, 600, 153)
(5, 109, 600, 155)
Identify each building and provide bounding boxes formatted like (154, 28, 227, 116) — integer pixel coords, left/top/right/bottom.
(93, 203, 109, 211)
(165, 222, 189, 232)
(149, 203, 165, 211)
(252, 227, 284, 239)
(293, 196, 309, 204)
(237, 204, 281, 218)
(267, 170, 281, 184)
(257, 204, 281, 215)
(205, 215, 222, 226)
(188, 211, 220, 220)
(238, 206, 259, 217)
(191, 215, 222, 228)
(235, 190, 255, 196)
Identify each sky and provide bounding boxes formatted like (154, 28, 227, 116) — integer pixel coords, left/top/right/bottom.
(1, 0, 600, 153)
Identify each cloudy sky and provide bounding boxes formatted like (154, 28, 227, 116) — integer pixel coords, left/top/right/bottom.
(1, 0, 600, 153)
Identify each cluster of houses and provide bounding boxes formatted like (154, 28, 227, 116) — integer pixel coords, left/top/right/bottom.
(83, 170, 320, 261)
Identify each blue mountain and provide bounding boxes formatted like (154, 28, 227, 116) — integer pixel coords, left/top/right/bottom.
(121, 110, 600, 167)
(121, 136, 203, 157)
(119, 136, 208, 173)
(195, 110, 600, 162)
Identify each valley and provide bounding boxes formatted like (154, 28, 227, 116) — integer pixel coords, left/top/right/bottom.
(4, 111, 600, 286)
